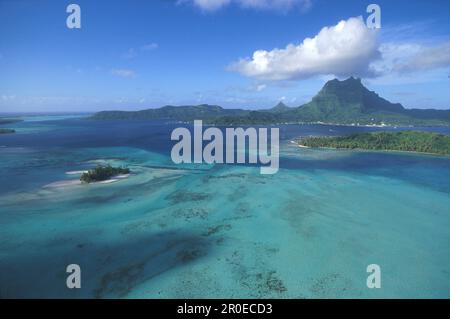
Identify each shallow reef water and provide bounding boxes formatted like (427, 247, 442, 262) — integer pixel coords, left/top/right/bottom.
(0, 118, 449, 298)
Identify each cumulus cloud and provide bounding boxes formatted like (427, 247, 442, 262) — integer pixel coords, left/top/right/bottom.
(229, 17, 381, 81)
(180, 0, 312, 12)
(111, 68, 136, 78)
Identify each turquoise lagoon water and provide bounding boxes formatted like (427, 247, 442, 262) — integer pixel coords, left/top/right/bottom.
(0, 118, 449, 298)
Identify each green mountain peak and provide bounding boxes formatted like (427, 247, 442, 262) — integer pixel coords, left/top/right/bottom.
(297, 77, 405, 122)
(269, 101, 291, 113)
(91, 77, 450, 126)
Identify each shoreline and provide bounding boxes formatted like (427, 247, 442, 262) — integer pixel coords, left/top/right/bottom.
(65, 170, 89, 175)
(44, 173, 131, 188)
(294, 142, 450, 157)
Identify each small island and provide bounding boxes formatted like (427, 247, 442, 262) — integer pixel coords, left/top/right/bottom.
(80, 165, 130, 183)
(0, 128, 15, 134)
(298, 131, 450, 155)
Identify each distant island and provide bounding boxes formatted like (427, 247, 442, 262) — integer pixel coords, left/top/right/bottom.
(297, 131, 450, 155)
(90, 77, 450, 126)
(0, 128, 15, 134)
(0, 118, 20, 134)
(91, 104, 249, 122)
(0, 118, 22, 125)
(80, 165, 130, 183)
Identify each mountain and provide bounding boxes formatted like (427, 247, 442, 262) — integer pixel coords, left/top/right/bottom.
(213, 77, 450, 126)
(90, 78, 450, 126)
(288, 77, 450, 125)
(90, 104, 249, 121)
(266, 102, 292, 113)
(291, 77, 403, 121)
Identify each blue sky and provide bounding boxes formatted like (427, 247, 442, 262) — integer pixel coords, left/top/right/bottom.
(0, 0, 449, 112)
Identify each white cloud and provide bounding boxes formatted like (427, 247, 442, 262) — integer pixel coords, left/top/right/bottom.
(141, 43, 159, 51)
(188, 0, 230, 11)
(255, 84, 267, 91)
(111, 68, 136, 78)
(181, 0, 312, 12)
(394, 42, 450, 73)
(368, 43, 419, 77)
(229, 17, 380, 81)
(367, 41, 450, 85)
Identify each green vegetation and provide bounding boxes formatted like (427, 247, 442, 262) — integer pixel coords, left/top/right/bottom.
(299, 131, 450, 155)
(214, 77, 450, 126)
(80, 165, 130, 183)
(267, 102, 292, 113)
(90, 104, 249, 121)
(0, 128, 15, 134)
(90, 78, 450, 126)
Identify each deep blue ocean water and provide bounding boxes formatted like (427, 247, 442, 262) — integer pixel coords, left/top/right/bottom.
(0, 116, 449, 298)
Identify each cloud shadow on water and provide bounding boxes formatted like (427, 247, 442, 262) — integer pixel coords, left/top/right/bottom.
(0, 229, 213, 298)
